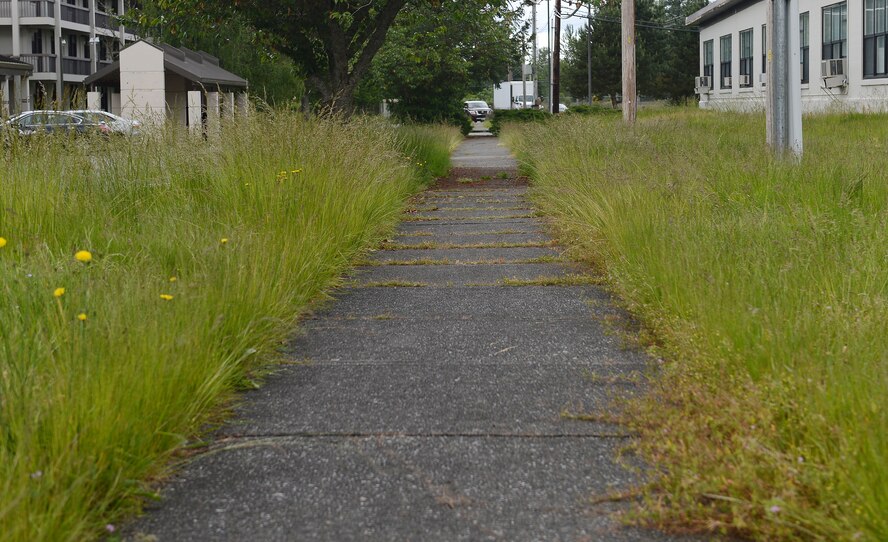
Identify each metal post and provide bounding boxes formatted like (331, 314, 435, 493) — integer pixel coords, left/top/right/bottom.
(787, 0, 803, 156)
(622, 0, 636, 124)
(766, 0, 802, 158)
(547, 0, 552, 110)
(588, 4, 592, 105)
(532, 1, 538, 105)
(552, 0, 561, 113)
(55, 0, 63, 108)
(89, 0, 98, 76)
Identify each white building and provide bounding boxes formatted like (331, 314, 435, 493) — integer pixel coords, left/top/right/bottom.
(83, 40, 249, 129)
(688, 0, 888, 112)
(0, 0, 137, 113)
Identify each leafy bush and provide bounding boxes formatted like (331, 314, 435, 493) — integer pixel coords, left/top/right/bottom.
(564, 104, 621, 117)
(488, 108, 551, 135)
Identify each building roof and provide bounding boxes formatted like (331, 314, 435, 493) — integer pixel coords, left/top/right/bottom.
(83, 40, 248, 89)
(0, 55, 34, 76)
(686, 0, 760, 27)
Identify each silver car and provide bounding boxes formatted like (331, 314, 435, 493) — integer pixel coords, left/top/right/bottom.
(67, 110, 141, 135)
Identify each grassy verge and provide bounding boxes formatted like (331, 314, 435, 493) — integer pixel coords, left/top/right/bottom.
(0, 113, 458, 540)
(505, 109, 887, 541)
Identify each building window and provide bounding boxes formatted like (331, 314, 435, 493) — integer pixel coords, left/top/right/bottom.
(823, 2, 847, 60)
(703, 39, 714, 79)
(739, 28, 753, 87)
(762, 25, 767, 74)
(864, 0, 888, 77)
(31, 30, 43, 54)
(720, 34, 732, 89)
(67, 35, 77, 58)
(801, 12, 810, 83)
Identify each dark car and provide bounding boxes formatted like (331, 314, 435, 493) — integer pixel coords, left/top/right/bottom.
(4, 110, 111, 136)
(464, 100, 492, 122)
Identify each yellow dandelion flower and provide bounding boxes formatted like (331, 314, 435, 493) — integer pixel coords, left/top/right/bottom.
(291, 169, 302, 174)
(169, 276, 178, 282)
(54, 287, 66, 298)
(0, 237, 7, 248)
(77, 313, 88, 321)
(160, 294, 174, 301)
(74, 250, 93, 263)
(220, 238, 229, 245)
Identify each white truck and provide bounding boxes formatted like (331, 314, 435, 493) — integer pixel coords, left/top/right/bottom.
(493, 80, 538, 110)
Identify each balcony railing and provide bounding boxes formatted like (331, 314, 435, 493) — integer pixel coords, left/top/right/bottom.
(61, 4, 89, 25)
(19, 1, 55, 18)
(61, 57, 91, 75)
(0, 2, 10, 18)
(95, 11, 118, 30)
(19, 53, 57, 73)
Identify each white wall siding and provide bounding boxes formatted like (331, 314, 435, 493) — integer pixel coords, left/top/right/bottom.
(698, 0, 888, 112)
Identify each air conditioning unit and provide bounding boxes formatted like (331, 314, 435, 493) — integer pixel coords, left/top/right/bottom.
(738, 74, 751, 86)
(821, 58, 848, 88)
(694, 75, 711, 94)
(722, 76, 732, 88)
(760, 73, 767, 85)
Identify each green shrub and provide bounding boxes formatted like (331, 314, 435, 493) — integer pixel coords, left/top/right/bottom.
(564, 104, 620, 117)
(489, 108, 551, 136)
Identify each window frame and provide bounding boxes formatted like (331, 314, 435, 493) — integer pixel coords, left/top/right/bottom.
(703, 39, 714, 80)
(720, 34, 733, 89)
(822, 2, 848, 61)
(739, 28, 754, 87)
(801, 12, 810, 83)
(762, 24, 767, 75)
(864, 0, 888, 78)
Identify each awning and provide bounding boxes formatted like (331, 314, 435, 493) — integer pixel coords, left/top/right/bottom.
(0, 55, 34, 77)
(83, 40, 248, 89)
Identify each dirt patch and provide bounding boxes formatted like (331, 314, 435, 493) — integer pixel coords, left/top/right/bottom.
(430, 167, 529, 190)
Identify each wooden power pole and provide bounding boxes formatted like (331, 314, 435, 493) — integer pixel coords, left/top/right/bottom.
(552, 0, 561, 114)
(621, 0, 636, 124)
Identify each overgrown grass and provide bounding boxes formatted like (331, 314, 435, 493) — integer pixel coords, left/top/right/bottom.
(0, 113, 458, 540)
(505, 109, 887, 541)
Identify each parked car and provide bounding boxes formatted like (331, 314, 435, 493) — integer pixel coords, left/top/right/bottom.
(67, 110, 141, 135)
(464, 100, 492, 121)
(4, 110, 111, 136)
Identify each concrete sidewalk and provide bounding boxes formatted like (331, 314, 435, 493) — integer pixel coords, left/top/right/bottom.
(128, 138, 695, 541)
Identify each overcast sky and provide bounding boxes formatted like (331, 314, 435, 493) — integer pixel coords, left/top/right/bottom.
(518, 0, 589, 53)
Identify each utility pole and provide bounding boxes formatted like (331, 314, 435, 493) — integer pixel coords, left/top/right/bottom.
(621, 0, 636, 124)
(587, 3, 592, 105)
(532, 1, 538, 105)
(766, 0, 803, 158)
(552, 0, 561, 113)
(547, 0, 552, 111)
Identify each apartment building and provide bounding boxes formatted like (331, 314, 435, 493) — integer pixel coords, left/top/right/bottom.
(688, 0, 888, 112)
(0, 0, 137, 114)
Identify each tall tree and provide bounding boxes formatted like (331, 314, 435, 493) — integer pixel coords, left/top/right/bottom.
(356, 1, 523, 123)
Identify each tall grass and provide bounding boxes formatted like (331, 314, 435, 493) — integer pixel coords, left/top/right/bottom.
(505, 110, 887, 541)
(0, 113, 459, 540)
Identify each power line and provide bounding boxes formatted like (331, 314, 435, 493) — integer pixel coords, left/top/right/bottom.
(585, 14, 701, 33)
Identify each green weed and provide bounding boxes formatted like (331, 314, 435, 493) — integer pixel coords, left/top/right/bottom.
(0, 112, 457, 540)
(507, 109, 888, 541)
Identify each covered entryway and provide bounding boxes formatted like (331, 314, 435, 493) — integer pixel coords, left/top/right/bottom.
(83, 40, 249, 130)
(0, 55, 33, 116)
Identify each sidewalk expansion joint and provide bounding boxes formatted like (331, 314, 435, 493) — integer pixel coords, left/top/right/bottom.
(213, 431, 633, 443)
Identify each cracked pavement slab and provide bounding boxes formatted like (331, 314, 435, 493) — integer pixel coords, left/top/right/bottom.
(126, 137, 699, 542)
